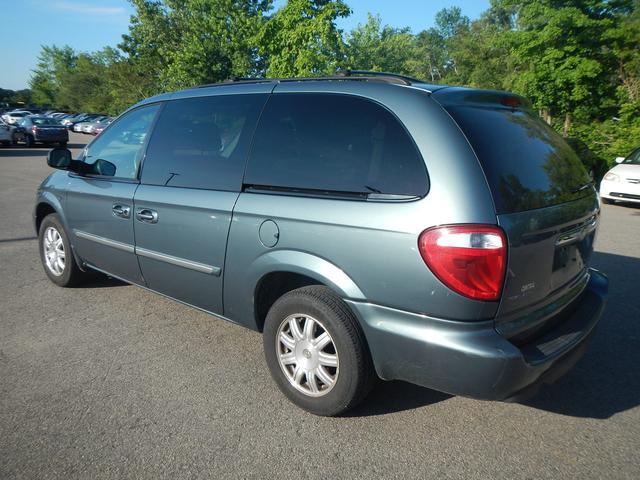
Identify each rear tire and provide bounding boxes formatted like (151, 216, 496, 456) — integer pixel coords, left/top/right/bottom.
(263, 286, 375, 416)
(38, 214, 88, 287)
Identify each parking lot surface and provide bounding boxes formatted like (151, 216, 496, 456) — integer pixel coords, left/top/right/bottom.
(1, 133, 639, 479)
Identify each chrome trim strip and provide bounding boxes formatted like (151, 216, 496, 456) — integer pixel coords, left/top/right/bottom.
(135, 247, 221, 276)
(74, 230, 135, 253)
(73, 230, 220, 275)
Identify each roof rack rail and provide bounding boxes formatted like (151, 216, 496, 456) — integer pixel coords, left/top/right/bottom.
(197, 77, 274, 88)
(195, 71, 423, 89)
(335, 70, 424, 85)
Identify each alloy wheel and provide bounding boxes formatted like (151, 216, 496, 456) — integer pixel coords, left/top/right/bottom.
(43, 226, 66, 276)
(276, 314, 339, 397)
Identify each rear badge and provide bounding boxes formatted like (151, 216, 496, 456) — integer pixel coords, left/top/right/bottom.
(520, 282, 536, 293)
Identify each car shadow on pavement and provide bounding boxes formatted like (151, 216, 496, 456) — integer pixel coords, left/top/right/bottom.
(75, 274, 128, 289)
(344, 380, 452, 417)
(0, 143, 85, 156)
(0, 236, 37, 243)
(608, 201, 640, 211)
(0, 148, 49, 158)
(523, 251, 640, 419)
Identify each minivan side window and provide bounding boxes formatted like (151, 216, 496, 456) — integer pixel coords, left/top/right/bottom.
(244, 93, 428, 197)
(83, 104, 160, 180)
(141, 94, 268, 191)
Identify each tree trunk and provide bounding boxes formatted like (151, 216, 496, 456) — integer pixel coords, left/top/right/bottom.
(540, 108, 552, 125)
(563, 112, 572, 137)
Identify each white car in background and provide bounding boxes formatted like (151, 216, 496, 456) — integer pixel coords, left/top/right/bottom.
(600, 147, 640, 204)
(0, 119, 12, 146)
(1, 111, 32, 125)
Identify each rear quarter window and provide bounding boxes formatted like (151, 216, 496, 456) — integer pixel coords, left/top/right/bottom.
(446, 106, 591, 214)
(244, 93, 428, 197)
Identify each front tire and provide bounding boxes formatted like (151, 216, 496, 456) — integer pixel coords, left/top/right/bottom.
(38, 214, 87, 287)
(263, 286, 375, 416)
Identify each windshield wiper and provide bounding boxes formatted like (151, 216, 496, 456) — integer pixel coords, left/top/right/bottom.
(571, 181, 593, 193)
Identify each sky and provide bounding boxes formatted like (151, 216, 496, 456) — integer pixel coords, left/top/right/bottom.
(0, 0, 490, 90)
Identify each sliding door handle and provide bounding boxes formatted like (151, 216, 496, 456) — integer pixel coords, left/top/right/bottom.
(136, 208, 158, 224)
(112, 204, 131, 219)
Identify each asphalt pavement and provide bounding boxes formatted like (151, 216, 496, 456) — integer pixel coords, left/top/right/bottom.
(1, 132, 639, 479)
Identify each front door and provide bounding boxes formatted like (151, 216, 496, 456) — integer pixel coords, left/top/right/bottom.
(65, 104, 160, 283)
(132, 93, 268, 314)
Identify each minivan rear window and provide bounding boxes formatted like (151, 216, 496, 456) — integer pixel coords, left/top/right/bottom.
(244, 93, 428, 198)
(446, 106, 591, 214)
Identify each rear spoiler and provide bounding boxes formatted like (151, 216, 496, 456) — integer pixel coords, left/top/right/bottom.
(431, 87, 532, 110)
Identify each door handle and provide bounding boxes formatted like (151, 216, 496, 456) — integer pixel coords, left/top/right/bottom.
(136, 208, 158, 224)
(112, 204, 131, 219)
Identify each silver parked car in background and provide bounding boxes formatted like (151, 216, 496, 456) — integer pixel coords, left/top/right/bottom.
(0, 119, 12, 146)
(83, 117, 113, 134)
(2, 110, 33, 125)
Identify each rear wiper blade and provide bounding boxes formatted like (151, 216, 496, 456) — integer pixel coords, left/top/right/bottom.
(572, 182, 593, 193)
(364, 185, 382, 194)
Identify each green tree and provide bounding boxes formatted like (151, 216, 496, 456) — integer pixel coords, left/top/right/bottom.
(412, 7, 470, 82)
(412, 28, 446, 82)
(498, 0, 623, 135)
(0, 88, 32, 107)
(345, 14, 416, 75)
(29, 45, 77, 106)
(122, 0, 272, 90)
(441, 3, 514, 88)
(258, 0, 350, 77)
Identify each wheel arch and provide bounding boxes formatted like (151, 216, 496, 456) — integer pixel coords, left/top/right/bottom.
(34, 201, 57, 233)
(246, 250, 366, 332)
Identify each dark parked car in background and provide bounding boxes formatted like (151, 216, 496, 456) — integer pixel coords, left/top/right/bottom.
(35, 73, 607, 416)
(13, 116, 68, 147)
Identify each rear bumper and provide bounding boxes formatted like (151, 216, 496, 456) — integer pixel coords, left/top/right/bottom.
(34, 135, 68, 143)
(347, 268, 608, 400)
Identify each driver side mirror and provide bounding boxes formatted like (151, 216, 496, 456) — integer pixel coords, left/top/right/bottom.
(615, 156, 625, 164)
(93, 158, 116, 176)
(47, 148, 117, 177)
(47, 148, 72, 169)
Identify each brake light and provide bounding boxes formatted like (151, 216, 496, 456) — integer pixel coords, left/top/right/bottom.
(31, 126, 38, 133)
(500, 96, 522, 108)
(418, 225, 507, 301)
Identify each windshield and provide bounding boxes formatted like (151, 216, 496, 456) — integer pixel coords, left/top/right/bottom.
(623, 148, 640, 165)
(32, 117, 61, 126)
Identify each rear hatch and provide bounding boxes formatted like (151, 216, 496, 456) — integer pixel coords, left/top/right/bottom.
(35, 124, 67, 139)
(433, 88, 599, 340)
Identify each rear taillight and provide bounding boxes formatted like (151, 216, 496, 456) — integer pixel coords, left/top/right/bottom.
(31, 126, 38, 133)
(418, 225, 507, 301)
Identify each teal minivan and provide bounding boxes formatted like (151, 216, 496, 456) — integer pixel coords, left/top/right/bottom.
(35, 72, 607, 416)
